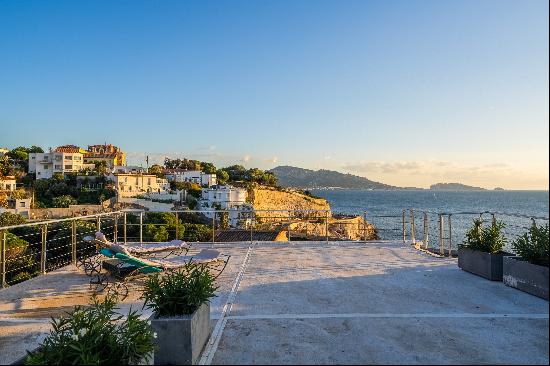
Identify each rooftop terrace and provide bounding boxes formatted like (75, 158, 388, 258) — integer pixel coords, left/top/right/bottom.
(1, 241, 548, 365)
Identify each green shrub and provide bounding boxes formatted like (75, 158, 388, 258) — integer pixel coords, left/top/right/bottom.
(141, 263, 218, 317)
(461, 218, 507, 253)
(25, 295, 155, 365)
(512, 223, 549, 267)
(145, 224, 169, 242)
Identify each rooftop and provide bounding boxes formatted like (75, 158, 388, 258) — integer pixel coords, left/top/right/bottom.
(0, 241, 548, 365)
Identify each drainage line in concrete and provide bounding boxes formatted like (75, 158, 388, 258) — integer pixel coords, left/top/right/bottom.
(199, 244, 254, 365)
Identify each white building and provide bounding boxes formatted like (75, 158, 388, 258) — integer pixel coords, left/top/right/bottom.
(0, 176, 16, 191)
(29, 148, 86, 179)
(200, 185, 247, 209)
(109, 173, 170, 198)
(164, 169, 217, 187)
(0, 147, 9, 157)
(199, 185, 251, 227)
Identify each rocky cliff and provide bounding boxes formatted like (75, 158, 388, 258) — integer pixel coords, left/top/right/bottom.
(249, 186, 331, 215)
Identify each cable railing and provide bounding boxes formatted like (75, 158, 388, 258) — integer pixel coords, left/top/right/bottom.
(0, 209, 375, 288)
(366, 209, 549, 257)
(2, 207, 546, 288)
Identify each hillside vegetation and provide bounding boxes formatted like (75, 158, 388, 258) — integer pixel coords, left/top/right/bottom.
(269, 166, 396, 189)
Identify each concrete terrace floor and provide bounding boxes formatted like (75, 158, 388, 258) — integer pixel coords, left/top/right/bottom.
(0, 241, 548, 365)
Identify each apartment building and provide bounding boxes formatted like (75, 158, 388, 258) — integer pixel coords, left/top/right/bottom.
(29, 146, 88, 179)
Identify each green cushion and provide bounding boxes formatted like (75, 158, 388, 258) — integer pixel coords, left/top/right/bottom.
(114, 253, 163, 273)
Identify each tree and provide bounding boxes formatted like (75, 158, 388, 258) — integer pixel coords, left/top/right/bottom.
(148, 164, 165, 178)
(52, 195, 78, 208)
(216, 169, 229, 185)
(94, 161, 108, 174)
(224, 165, 247, 181)
(28, 146, 44, 153)
(7, 147, 29, 161)
(201, 162, 217, 174)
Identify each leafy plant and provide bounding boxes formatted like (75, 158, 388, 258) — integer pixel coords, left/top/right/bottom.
(25, 294, 155, 365)
(141, 263, 218, 317)
(512, 222, 549, 267)
(461, 218, 507, 253)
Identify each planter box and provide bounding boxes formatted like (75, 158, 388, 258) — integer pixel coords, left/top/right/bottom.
(150, 303, 211, 365)
(458, 248, 506, 281)
(503, 256, 549, 300)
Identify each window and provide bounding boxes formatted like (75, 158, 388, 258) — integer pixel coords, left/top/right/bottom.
(55, 165, 62, 170)
(65, 155, 72, 160)
(148, 178, 152, 185)
(20, 201, 26, 207)
(65, 165, 72, 170)
(55, 155, 62, 161)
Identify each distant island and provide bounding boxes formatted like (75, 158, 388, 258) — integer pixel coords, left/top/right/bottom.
(429, 183, 487, 191)
(494, 187, 505, 191)
(269, 166, 398, 190)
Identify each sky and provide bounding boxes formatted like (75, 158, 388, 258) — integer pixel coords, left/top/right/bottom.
(0, 0, 548, 190)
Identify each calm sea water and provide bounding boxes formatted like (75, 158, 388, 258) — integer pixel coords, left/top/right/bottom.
(311, 189, 549, 248)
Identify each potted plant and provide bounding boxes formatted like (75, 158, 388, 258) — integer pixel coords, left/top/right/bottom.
(503, 222, 549, 299)
(24, 295, 155, 365)
(141, 262, 218, 365)
(458, 218, 508, 280)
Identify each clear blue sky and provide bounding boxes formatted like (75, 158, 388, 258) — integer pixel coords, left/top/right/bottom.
(1, 0, 548, 189)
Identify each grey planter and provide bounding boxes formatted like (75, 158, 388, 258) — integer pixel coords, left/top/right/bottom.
(150, 303, 211, 365)
(458, 248, 506, 281)
(503, 256, 549, 300)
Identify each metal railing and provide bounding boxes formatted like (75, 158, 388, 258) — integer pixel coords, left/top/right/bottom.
(0, 209, 375, 288)
(366, 209, 549, 257)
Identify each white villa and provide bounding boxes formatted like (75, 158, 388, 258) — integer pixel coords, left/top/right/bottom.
(109, 173, 170, 198)
(164, 169, 217, 187)
(0, 176, 16, 191)
(29, 146, 92, 179)
(199, 185, 252, 227)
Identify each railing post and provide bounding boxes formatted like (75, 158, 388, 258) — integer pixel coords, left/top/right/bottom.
(40, 224, 47, 274)
(139, 212, 143, 242)
(325, 211, 329, 243)
(113, 214, 118, 243)
(423, 212, 429, 249)
(250, 211, 254, 244)
(410, 209, 416, 245)
(212, 212, 216, 243)
(71, 220, 77, 265)
(123, 212, 127, 243)
(174, 212, 178, 240)
(1, 230, 6, 288)
(402, 210, 406, 243)
(96, 216, 101, 232)
(448, 214, 452, 257)
(439, 214, 444, 256)
(288, 210, 291, 242)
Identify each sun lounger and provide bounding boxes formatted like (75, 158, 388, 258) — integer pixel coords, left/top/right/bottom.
(88, 244, 230, 300)
(87, 232, 191, 257)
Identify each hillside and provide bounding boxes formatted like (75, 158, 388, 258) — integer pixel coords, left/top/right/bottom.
(430, 183, 487, 191)
(269, 166, 396, 189)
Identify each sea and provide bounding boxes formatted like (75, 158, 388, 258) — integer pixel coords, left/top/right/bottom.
(310, 189, 549, 249)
